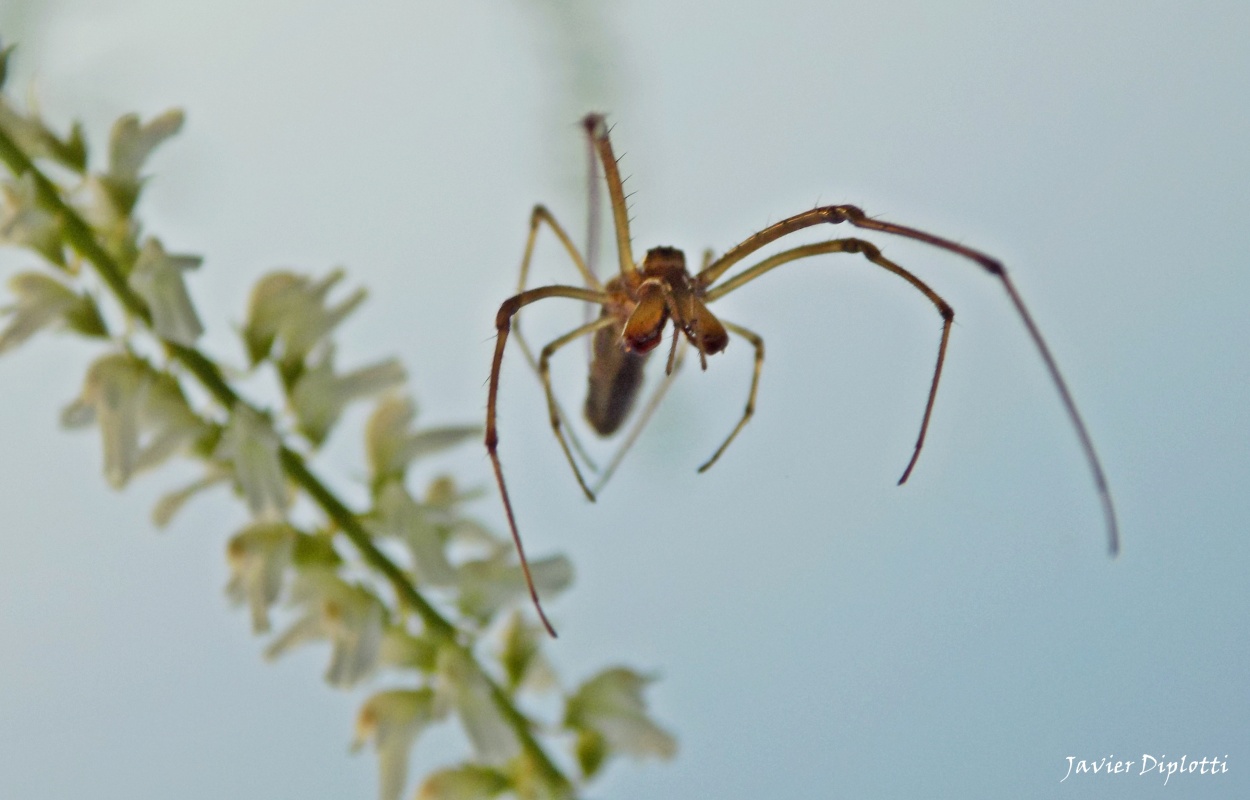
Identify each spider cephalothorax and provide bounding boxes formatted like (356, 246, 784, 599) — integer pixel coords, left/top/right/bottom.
(486, 113, 1119, 637)
(622, 247, 729, 357)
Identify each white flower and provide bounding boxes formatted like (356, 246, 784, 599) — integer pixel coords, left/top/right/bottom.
(64, 354, 143, 488)
(365, 394, 480, 483)
(101, 109, 184, 213)
(0, 94, 86, 171)
(129, 237, 203, 345)
(373, 481, 457, 587)
(265, 568, 385, 687)
(241, 269, 365, 367)
(61, 353, 205, 488)
(215, 404, 289, 520)
(71, 110, 181, 252)
(129, 370, 206, 472)
(457, 548, 573, 627)
(352, 688, 443, 800)
(0, 271, 105, 354)
(0, 173, 63, 265)
(435, 646, 520, 765)
(496, 611, 558, 695)
(289, 346, 404, 445)
(226, 521, 296, 633)
(378, 626, 439, 673)
(564, 668, 676, 766)
(107, 110, 183, 186)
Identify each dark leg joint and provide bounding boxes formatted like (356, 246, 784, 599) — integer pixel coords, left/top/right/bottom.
(821, 204, 865, 225)
(495, 303, 518, 329)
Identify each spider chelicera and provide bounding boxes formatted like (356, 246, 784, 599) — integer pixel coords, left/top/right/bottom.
(486, 114, 1119, 636)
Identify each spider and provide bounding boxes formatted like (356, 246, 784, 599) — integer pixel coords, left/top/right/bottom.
(486, 114, 1119, 637)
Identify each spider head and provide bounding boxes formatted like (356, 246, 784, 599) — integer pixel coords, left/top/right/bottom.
(641, 246, 686, 275)
(631, 247, 730, 360)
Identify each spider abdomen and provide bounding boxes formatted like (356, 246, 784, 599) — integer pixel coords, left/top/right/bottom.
(584, 319, 649, 436)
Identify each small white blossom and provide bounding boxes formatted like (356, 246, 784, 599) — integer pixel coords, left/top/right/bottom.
(75, 173, 133, 250)
(129, 237, 203, 345)
(63, 354, 143, 488)
(61, 353, 204, 488)
(365, 394, 480, 482)
(373, 481, 457, 587)
(564, 668, 676, 763)
(0, 95, 86, 170)
(265, 568, 385, 687)
(0, 271, 93, 353)
(129, 370, 207, 473)
(107, 109, 184, 189)
(497, 611, 558, 695)
(352, 688, 442, 800)
(89, 110, 183, 218)
(457, 549, 573, 626)
(289, 346, 404, 445)
(378, 626, 439, 673)
(435, 646, 520, 765)
(242, 269, 365, 366)
(226, 521, 296, 633)
(0, 173, 63, 265)
(215, 404, 289, 520)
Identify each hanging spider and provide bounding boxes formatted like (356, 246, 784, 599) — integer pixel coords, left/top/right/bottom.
(486, 114, 1119, 637)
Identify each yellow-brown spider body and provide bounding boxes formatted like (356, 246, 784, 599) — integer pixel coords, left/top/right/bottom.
(585, 247, 729, 435)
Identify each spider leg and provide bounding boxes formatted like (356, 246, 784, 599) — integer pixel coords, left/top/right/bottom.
(519, 204, 602, 291)
(591, 335, 689, 496)
(582, 115, 605, 285)
(582, 114, 639, 282)
(488, 284, 610, 638)
(697, 320, 765, 473)
(537, 315, 621, 502)
(704, 239, 954, 485)
(582, 115, 605, 354)
(514, 204, 602, 473)
(699, 207, 1119, 554)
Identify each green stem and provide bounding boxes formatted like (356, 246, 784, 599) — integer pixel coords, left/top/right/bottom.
(0, 123, 573, 796)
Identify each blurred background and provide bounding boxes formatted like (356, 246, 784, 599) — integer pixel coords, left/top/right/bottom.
(1, 1, 1247, 797)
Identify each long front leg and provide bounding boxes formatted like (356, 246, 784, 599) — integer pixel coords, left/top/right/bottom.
(700, 208, 1119, 554)
(582, 114, 639, 283)
(705, 239, 952, 484)
(487, 284, 609, 638)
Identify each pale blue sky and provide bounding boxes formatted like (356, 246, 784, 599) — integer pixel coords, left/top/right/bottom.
(1, 2, 1247, 798)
